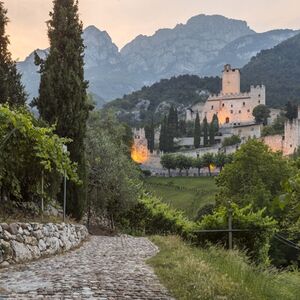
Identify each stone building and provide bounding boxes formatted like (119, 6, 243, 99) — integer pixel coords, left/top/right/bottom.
(186, 64, 266, 126)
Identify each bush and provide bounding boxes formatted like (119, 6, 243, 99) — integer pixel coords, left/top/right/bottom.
(197, 204, 277, 265)
(222, 135, 241, 147)
(123, 194, 277, 265)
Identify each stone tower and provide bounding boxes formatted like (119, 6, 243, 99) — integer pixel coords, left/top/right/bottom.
(222, 64, 241, 95)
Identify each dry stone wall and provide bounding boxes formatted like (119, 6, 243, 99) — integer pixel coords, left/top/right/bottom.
(0, 223, 88, 268)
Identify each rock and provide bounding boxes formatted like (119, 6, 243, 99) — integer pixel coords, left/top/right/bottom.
(15, 234, 24, 243)
(24, 236, 38, 246)
(33, 230, 43, 239)
(11, 240, 32, 262)
(0, 223, 9, 231)
(38, 239, 47, 252)
(0, 239, 13, 261)
(0, 261, 9, 268)
(3, 230, 13, 241)
(8, 223, 19, 235)
(27, 245, 41, 259)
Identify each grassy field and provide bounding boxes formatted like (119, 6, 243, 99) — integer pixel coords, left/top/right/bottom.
(149, 236, 300, 300)
(144, 177, 218, 220)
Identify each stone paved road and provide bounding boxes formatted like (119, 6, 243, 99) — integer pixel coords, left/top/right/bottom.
(0, 235, 174, 299)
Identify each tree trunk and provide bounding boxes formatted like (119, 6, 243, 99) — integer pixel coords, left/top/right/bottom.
(168, 169, 171, 177)
(198, 168, 200, 176)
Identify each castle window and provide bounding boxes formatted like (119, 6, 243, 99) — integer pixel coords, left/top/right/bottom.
(258, 94, 261, 97)
(239, 110, 241, 114)
(231, 104, 233, 108)
(258, 100, 261, 104)
(211, 105, 214, 110)
(290, 144, 293, 148)
(222, 103, 225, 107)
(243, 102, 245, 106)
(247, 109, 250, 113)
(230, 110, 233, 114)
(225, 117, 230, 123)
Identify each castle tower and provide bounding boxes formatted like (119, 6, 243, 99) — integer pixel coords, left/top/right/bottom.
(222, 64, 240, 95)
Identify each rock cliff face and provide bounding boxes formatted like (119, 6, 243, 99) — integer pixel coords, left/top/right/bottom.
(16, 14, 299, 106)
(0, 223, 88, 268)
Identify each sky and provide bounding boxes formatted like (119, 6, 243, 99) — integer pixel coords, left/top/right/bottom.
(5, 0, 300, 61)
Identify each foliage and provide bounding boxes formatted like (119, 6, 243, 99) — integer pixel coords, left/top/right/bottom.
(193, 157, 204, 176)
(32, 0, 90, 219)
(203, 116, 209, 147)
(202, 153, 215, 176)
(106, 75, 221, 126)
(193, 113, 201, 148)
(285, 101, 298, 121)
(198, 204, 277, 264)
(222, 135, 241, 147)
(253, 104, 270, 125)
(144, 118, 155, 153)
(216, 140, 292, 212)
(175, 155, 194, 176)
(241, 32, 300, 108)
(0, 2, 27, 106)
(160, 154, 176, 177)
(149, 236, 300, 300)
(0, 105, 78, 211)
(85, 110, 141, 227)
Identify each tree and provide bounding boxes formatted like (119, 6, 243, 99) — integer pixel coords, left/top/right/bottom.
(202, 153, 215, 176)
(161, 154, 176, 177)
(0, 105, 78, 212)
(222, 135, 241, 147)
(216, 140, 292, 211)
(32, 0, 90, 219)
(165, 106, 177, 152)
(145, 118, 155, 153)
(285, 101, 298, 121)
(214, 152, 228, 172)
(203, 116, 209, 147)
(175, 155, 192, 176)
(178, 119, 187, 137)
(0, 2, 27, 106)
(159, 116, 167, 152)
(212, 114, 219, 134)
(253, 104, 271, 125)
(209, 121, 215, 145)
(194, 113, 201, 149)
(193, 157, 204, 176)
(85, 110, 140, 228)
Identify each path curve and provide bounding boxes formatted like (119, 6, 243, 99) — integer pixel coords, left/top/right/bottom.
(0, 235, 173, 299)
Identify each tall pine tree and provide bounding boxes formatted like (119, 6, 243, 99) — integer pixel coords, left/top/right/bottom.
(194, 113, 201, 149)
(0, 2, 26, 106)
(159, 116, 168, 152)
(209, 121, 215, 145)
(33, 0, 90, 219)
(203, 116, 209, 147)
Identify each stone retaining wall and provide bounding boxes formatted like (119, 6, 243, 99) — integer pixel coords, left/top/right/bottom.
(0, 223, 89, 268)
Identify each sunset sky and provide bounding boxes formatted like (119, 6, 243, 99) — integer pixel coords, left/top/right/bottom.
(5, 0, 300, 60)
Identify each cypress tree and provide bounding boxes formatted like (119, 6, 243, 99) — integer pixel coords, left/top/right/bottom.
(212, 114, 219, 133)
(203, 116, 209, 147)
(209, 121, 215, 145)
(0, 2, 26, 106)
(33, 0, 90, 219)
(159, 116, 168, 152)
(194, 113, 201, 148)
(145, 118, 155, 153)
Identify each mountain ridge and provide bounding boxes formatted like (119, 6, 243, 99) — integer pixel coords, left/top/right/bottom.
(16, 14, 299, 106)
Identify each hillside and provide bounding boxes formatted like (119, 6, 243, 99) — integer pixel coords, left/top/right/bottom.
(17, 15, 298, 105)
(105, 75, 221, 125)
(240, 32, 300, 107)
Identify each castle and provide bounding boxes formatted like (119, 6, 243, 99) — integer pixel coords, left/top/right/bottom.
(186, 64, 266, 127)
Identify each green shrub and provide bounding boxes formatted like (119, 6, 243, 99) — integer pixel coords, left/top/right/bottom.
(197, 204, 277, 265)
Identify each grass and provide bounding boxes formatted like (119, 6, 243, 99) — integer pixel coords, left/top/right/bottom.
(149, 236, 300, 300)
(145, 177, 218, 220)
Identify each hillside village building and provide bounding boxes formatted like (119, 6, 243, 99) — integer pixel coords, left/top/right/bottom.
(186, 64, 265, 138)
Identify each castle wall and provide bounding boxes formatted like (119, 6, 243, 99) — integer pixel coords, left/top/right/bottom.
(261, 135, 284, 153)
(283, 119, 300, 155)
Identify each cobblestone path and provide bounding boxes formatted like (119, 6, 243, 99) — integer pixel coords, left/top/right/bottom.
(0, 235, 174, 299)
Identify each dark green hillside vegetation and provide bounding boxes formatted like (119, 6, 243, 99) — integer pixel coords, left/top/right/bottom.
(106, 75, 221, 125)
(241, 32, 300, 107)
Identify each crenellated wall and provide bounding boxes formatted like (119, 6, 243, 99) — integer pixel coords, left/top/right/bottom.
(0, 223, 89, 268)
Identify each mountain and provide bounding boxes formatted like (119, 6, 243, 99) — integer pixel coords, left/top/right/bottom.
(241, 32, 300, 107)
(203, 29, 299, 75)
(17, 14, 299, 106)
